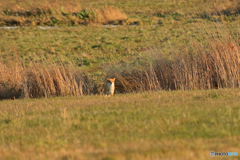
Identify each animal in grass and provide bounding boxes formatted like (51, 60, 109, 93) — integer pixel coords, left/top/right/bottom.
(106, 78, 115, 97)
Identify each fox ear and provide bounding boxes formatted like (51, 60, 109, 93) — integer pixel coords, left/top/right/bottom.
(106, 78, 110, 80)
(113, 78, 115, 81)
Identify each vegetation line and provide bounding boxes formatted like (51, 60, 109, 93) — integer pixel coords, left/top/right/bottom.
(1, 0, 240, 100)
(1, 40, 240, 99)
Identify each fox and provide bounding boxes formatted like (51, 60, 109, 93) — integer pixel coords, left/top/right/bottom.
(106, 78, 115, 97)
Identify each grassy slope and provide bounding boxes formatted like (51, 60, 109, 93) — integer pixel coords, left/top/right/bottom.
(1, 0, 240, 73)
(1, 88, 240, 160)
(1, 21, 239, 72)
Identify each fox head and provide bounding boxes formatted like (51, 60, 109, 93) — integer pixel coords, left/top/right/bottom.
(107, 78, 115, 84)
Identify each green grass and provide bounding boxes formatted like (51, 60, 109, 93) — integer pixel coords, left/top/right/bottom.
(1, 20, 239, 72)
(1, 88, 240, 159)
(1, 0, 240, 74)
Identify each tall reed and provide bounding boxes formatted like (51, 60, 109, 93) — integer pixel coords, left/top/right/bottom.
(0, 60, 92, 99)
(115, 41, 240, 93)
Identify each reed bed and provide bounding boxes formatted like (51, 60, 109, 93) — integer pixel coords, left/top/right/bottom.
(0, 61, 92, 99)
(115, 41, 240, 93)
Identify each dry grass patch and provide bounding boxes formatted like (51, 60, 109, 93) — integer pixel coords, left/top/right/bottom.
(0, 60, 24, 99)
(0, 60, 92, 99)
(95, 6, 127, 24)
(198, 0, 240, 20)
(0, 0, 127, 26)
(114, 41, 240, 93)
(0, 0, 81, 14)
(210, 0, 240, 15)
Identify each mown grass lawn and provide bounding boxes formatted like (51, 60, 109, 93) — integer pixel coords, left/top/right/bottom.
(1, 88, 240, 160)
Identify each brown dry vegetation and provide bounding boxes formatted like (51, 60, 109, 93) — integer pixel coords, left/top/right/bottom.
(111, 41, 240, 93)
(0, 61, 93, 99)
(95, 6, 127, 24)
(208, 0, 240, 15)
(1, 0, 240, 26)
(0, 0, 127, 26)
(0, 0, 81, 12)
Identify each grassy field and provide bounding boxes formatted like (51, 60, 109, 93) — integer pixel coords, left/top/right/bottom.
(1, 1, 240, 159)
(1, 88, 240, 160)
(1, 17, 240, 99)
(0, 0, 240, 69)
(0, 0, 239, 68)
(0, 1, 239, 92)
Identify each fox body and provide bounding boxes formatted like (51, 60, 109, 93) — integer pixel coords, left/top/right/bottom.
(107, 78, 115, 97)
